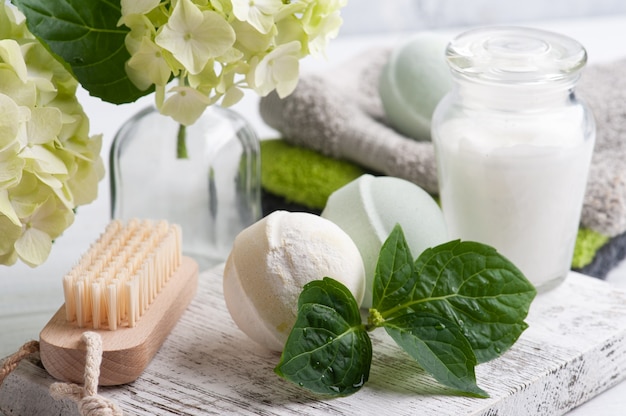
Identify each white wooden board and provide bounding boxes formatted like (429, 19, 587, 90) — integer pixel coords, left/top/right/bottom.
(2, 266, 626, 415)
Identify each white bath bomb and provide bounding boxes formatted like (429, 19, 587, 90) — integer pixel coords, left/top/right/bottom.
(379, 32, 453, 141)
(223, 211, 366, 351)
(321, 174, 448, 308)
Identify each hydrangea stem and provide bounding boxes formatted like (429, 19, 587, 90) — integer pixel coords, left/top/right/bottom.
(177, 124, 188, 159)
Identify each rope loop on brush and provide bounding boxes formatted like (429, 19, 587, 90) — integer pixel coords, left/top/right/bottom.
(49, 332, 123, 416)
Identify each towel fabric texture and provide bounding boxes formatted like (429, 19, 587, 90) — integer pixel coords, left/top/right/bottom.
(259, 48, 626, 278)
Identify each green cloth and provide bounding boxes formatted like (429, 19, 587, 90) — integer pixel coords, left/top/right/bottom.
(572, 228, 610, 269)
(260, 138, 610, 272)
(261, 139, 366, 210)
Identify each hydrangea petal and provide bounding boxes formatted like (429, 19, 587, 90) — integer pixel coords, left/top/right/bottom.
(14, 226, 52, 267)
(253, 41, 301, 97)
(21, 145, 68, 175)
(127, 37, 172, 89)
(0, 68, 37, 107)
(29, 195, 74, 238)
(121, 0, 161, 17)
(0, 155, 24, 189)
(0, 3, 26, 40)
(27, 107, 63, 145)
(160, 86, 212, 126)
(273, 56, 300, 97)
(123, 14, 157, 55)
(0, 93, 21, 148)
(67, 157, 103, 206)
(0, 250, 17, 266)
(33, 172, 64, 191)
(62, 134, 102, 163)
(231, 20, 274, 55)
(0, 213, 21, 255)
(232, 0, 282, 34)
(221, 85, 244, 107)
(0, 39, 28, 82)
(0, 189, 21, 226)
(155, 0, 235, 74)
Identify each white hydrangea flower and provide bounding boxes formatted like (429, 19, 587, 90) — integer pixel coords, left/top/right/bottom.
(231, 0, 283, 35)
(126, 37, 173, 90)
(250, 40, 301, 97)
(121, 0, 348, 125)
(155, 0, 236, 75)
(300, 0, 347, 57)
(0, 3, 103, 267)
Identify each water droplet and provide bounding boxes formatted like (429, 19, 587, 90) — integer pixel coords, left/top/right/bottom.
(327, 336, 334, 343)
(458, 320, 465, 327)
(298, 382, 304, 387)
(328, 367, 334, 373)
(330, 385, 340, 393)
(352, 374, 365, 388)
(495, 346, 502, 354)
(321, 374, 325, 379)
(435, 323, 446, 330)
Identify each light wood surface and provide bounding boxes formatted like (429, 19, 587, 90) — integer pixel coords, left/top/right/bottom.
(38, 257, 198, 386)
(2, 266, 626, 415)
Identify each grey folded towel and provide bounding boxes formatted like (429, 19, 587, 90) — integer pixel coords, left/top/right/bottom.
(260, 47, 626, 238)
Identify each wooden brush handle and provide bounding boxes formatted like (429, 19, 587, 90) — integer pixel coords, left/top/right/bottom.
(39, 256, 198, 386)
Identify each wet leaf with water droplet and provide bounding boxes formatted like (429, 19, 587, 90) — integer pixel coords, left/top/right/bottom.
(275, 278, 371, 397)
(374, 226, 536, 363)
(277, 225, 536, 399)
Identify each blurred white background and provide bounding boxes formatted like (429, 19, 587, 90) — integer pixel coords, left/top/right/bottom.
(339, 0, 626, 34)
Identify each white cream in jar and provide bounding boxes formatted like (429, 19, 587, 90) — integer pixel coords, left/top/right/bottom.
(432, 27, 596, 291)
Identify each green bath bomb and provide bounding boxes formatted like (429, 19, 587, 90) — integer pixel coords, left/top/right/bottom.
(379, 32, 453, 141)
(321, 174, 448, 307)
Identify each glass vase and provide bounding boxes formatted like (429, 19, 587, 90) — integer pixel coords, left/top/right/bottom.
(110, 105, 262, 270)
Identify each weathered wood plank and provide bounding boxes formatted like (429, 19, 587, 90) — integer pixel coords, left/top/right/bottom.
(2, 267, 626, 415)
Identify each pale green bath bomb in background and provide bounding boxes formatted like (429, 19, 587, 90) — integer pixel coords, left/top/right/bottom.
(379, 32, 453, 141)
(321, 174, 448, 308)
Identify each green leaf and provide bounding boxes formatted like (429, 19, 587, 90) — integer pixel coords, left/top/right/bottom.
(275, 277, 372, 397)
(372, 224, 416, 313)
(403, 240, 536, 363)
(383, 312, 488, 398)
(12, 0, 151, 104)
(298, 276, 363, 326)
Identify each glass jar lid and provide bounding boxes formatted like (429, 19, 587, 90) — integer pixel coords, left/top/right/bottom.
(445, 26, 587, 85)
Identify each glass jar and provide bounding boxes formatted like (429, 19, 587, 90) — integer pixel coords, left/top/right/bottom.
(432, 27, 595, 291)
(110, 105, 262, 271)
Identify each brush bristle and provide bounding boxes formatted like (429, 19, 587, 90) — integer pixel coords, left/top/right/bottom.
(62, 219, 182, 330)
